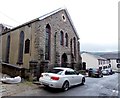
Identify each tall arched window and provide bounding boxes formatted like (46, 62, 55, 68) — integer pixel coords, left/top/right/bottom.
(45, 24, 51, 60)
(60, 31, 64, 46)
(77, 41, 80, 59)
(70, 39, 72, 53)
(54, 32, 57, 63)
(78, 41, 80, 53)
(73, 37, 76, 60)
(5, 34, 10, 63)
(65, 33, 68, 47)
(25, 39, 30, 54)
(17, 31, 24, 64)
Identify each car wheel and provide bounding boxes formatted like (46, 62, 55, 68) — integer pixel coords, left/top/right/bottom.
(97, 74, 99, 78)
(99, 74, 102, 78)
(81, 77, 85, 85)
(62, 81, 69, 91)
(101, 74, 103, 77)
(99, 74, 103, 78)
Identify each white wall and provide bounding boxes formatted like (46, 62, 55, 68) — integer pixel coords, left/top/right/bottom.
(81, 53, 98, 69)
(110, 59, 118, 71)
(81, 53, 110, 70)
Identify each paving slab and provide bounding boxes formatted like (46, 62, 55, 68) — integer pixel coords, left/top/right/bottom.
(0, 73, 39, 97)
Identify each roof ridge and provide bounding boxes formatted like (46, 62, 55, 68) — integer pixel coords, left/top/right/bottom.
(1, 7, 79, 39)
(82, 52, 107, 60)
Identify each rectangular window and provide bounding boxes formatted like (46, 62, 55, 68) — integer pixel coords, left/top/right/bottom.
(116, 59, 120, 63)
(98, 60, 101, 65)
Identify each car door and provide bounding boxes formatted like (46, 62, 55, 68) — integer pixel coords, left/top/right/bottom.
(65, 70, 79, 85)
(71, 70, 81, 85)
(65, 70, 75, 86)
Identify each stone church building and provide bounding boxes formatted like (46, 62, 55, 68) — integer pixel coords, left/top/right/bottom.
(1, 8, 82, 78)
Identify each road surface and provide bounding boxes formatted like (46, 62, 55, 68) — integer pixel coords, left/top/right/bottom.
(14, 73, 119, 97)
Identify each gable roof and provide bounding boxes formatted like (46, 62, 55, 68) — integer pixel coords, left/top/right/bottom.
(81, 52, 107, 60)
(100, 52, 120, 59)
(1, 8, 79, 39)
(38, 8, 79, 39)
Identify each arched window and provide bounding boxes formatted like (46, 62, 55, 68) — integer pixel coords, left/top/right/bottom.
(45, 24, 51, 60)
(25, 39, 30, 54)
(65, 33, 68, 47)
(73, 37, 76, 60)
(17, 31, 24, 64)
(70, 39, 72, 53)
(78, 41, 80, 53)
(5, 34, 10, 63)
(54, 32, 57, 63)
(77, 41, 80, 59)
(60, 31, 64, 46)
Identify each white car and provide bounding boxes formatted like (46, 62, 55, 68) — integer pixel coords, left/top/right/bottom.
(39, 67, 85, 91)
(102, 69, 109, 75)
(102, 68, 113, 75)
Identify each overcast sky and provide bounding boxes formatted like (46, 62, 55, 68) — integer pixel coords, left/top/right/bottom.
(0, 0, 119, 52)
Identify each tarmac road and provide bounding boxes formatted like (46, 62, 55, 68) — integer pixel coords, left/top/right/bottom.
(13, 73, 119, 97)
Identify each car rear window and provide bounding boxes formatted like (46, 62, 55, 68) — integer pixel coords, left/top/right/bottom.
(89, 68, 100, 72)
(48, 69, 64, 75)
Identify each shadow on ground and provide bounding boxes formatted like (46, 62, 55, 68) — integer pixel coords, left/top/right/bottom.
(38, 84, 85, 93)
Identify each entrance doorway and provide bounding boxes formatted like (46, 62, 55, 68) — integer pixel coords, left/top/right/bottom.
(82, 62, 86, 70)
(61, 53, 67, 67)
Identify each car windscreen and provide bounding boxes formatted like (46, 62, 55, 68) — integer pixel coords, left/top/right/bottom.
(48, 69, 64, 75)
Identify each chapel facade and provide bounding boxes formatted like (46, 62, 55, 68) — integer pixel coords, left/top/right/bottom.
(1, 8, 82, 78)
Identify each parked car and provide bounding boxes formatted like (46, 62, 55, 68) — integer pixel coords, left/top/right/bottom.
(102, 69, 109, 75)
(102, 68, 113, 75)
(39, 67, 85, 91)
(88, 68, 103, 78)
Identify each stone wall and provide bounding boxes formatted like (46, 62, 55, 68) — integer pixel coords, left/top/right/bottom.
(1, 9, 81, 74)
(2, 63, 25, 78)
(34, 9, 80, 67)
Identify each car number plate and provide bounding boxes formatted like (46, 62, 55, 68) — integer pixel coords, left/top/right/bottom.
(44, 74, 49, 76)
(43, 74, 50, 79)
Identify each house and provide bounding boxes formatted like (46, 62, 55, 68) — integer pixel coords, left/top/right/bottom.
(100, 52, 120, 71)
(81, 52, 110, 70)
(0, 24, 12, 62)
(1, 8, 82, 78)
(0, 24, 12, 33)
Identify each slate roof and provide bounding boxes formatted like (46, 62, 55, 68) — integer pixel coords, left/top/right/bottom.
(81, 52, 107, 60)
(100, 52, 120, 59)
(1, 8, 79, 39)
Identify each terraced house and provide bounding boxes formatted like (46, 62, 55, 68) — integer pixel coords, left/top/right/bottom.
(1, 8, 82, 79)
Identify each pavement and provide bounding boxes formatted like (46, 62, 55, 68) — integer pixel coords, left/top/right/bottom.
(0, 72, 88, 97)
(0, 73, 39, 97)
(0, 72, 87, 97)
(13, 73, 119, 96)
